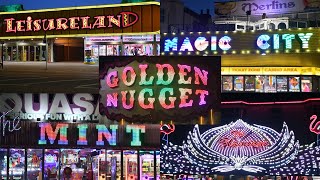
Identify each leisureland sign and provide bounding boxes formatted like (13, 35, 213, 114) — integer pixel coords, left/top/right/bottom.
(162, 29, 320, 55)
(214, 0, 316, 16)
(0, 93, 100, 122)
(4, 12, 138, 33)
(99, 56, 221, 122)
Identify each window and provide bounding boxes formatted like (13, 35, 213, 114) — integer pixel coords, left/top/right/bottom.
(222, 76, 233, 92)
(289, 76, 300, 92)
(264, 75, 276, 93)
(255, 75, 265, 92)
(233, 76, 244, 91)
(245, 76, 255, 92)
(301, 76, 312, 92)
(276, 76, 288, 92)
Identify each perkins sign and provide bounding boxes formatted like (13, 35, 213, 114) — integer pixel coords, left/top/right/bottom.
(161, 29, 320, 55)
(214, 0, 317, 16)
(99, 56, 221, 122)
(0, 93, 100, 122)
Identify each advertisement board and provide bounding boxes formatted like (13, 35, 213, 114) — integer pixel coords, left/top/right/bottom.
(99, 56, 221, 123)
(214, 0, 319, 16)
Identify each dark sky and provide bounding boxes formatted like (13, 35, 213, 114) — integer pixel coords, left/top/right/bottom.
(0, 0, 159, 10)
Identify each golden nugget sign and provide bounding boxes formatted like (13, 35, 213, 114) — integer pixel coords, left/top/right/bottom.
(5, 12, 138, 32)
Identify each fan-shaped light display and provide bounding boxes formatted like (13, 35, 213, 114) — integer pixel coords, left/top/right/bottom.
(161, 119, 320, 175)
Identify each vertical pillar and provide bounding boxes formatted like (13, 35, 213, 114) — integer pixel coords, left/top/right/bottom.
(42, 149, 45, 180)
(6, 148, 9, 180)
(137, 151, 140, 180)
(120, 36, 124, 56)
(27, 46, 30, 61)
(58, 149, 61, 179)
(153, 34, 157, 56)
(34, 46, 36, 61)
(153, 151, 157, 180)
(16, 43, 19, 61)
(24, 149, 27, 180)
(121, 150, 124, 180)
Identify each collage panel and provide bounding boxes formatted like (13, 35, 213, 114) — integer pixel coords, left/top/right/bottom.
(160, 0, 320, 179)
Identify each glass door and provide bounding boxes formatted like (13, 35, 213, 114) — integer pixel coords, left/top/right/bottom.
(123, 150, 137, 180)
(44, 149, 59, 180)
(106, 150, 121, 180)
(9, 148, 25, 180)
(0, 149, 7, 180)
(140, 151, 154, 180)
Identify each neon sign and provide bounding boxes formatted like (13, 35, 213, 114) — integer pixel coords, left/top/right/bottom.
(38, 123, 147, 147)
(0, 93, 100, 122)
(161, 119, 320, 175)
(4, 11, 139, 33)
(161, 30, 317, 55)
(99, 56, 221, 122)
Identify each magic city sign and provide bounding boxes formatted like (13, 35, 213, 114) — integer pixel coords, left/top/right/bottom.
(161, 29, 320, 55)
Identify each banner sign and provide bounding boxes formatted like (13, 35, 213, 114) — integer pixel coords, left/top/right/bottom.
(161, 119, 320, 175)
(214, 0, 319, 16)
(222, 67, 316, 75)
(99, 56, 221, 123)
(0, 120, 159, 148)
(0, 93, 100, 122)
(0, 2, 160, 38)
(161, 29, 320, 56)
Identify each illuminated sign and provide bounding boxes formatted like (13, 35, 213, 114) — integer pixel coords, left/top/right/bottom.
(161, 120, 320, 175)
(0, 122, 159, 148)
(99, 56, 221, 122)
(310, 115, 320, 134)
(5, 12, 138, 33)
(0, 93, 100, 122)
(122, 35, 154, 42)
(0, 3, 160, 38)
(161, 29, 320, 55)
(214, 0, 315, 16)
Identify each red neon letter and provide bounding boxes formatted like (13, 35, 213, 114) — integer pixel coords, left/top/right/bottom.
(33, 19, 41, 31)
(56, 18, 68, 30)
(178, 64, 192, 84)
(106, 71, 119, 88)
(93, 16, 106, 28)
(179, 88, 193, 108)
(120, 12, 139, 27)
(69, 17, 80, 29)
(81, 16, 92, 29)
(5, 18, 16, 32)
(156, 64, 175, 85)
(159, 88, 176, 109)
(26, 16, 32, 31)
(42, 19, 55, 31)
(196, 90, 209, 105)
(138, 88, 155, 109)
(106, 93, 118, 107)
(121, 90, 135, 109)
(16, 20, 25, 32)
(122, 67, 136, 87)
(139, 64, 154, 85)
(107, 15, 121, 27)
(194, 67, 208, 85)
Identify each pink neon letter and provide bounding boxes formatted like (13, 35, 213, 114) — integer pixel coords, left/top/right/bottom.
(196, 90, 209, 105)
(194, 67, 208, 85)
(159, 88, 176, 109)
(138, 88, 155, 109)
(179, 88, 193, 108)
(16, 20, 25, 32)
(139, 64, 154, 85)
(156, 64, 175, 85)
(26, 16, 32, 31)
(33, 20, 41, 31)
(106, 93, 118, 107)
(122, 67, 136, 86)
(107, 15, 121, 27)
(121, 90, 135, 109)
(178, 64, 192, 84)
(93, 16, 106, 28)
(5, 18, 16, 32)
(69, 17, 80, 29)
(81, 16, 92, 29)
(106, 71, 118, 88)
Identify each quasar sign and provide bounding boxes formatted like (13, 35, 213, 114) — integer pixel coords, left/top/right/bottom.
(99, 56, 221, 122)
(161, 29, 320, 55)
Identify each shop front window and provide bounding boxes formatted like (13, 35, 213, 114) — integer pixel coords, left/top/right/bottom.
(107, 150, 121, 180)
(9, 148, 25, 179)
(27, 149, 43, 180)
(93, 150, 106, 180)
(244, 76, 255, 92)
(276, 76, 288, 92)
(264, 75, 276, 93)
(222, 76, 233, 92)
(0, 149, 7, 180)
(123, 44, 153, 56)
(123, 150, 138, 180)
(140, 151, 154, 180)
(289, 76, 300, 92)
(44, 149, 59, 180)
(233, 76, 244, 91)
